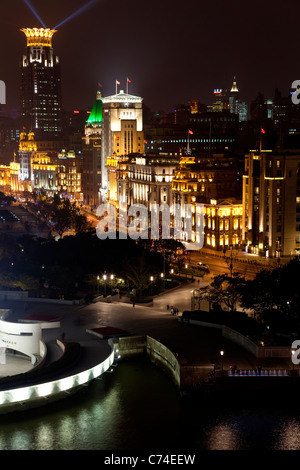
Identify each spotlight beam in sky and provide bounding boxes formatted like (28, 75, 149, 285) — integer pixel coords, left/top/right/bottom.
(23, 0, 47, 28)
(54, 0, 100, 29)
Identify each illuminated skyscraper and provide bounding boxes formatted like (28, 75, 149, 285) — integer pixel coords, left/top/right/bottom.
(20, 28, 62, 139)
(229, 76, 248, 122)
(82, 90, 103, 207)
(101, 88, 144, 201)
(229, 76, 239, 114)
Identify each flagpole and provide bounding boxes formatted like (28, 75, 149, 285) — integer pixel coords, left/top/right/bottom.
(116, 80, 118, 94)
(260, 134, 262, 153)
(126, 78, 128, 94)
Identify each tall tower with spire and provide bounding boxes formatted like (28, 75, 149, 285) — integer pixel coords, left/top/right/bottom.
(82, 88, 103, 207)
(229, 76, 239, 114)
(228, 76, 248, 122)
(20, 28, 62, 139)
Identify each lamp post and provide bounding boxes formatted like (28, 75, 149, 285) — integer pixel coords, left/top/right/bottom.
(150, 276, 154, 295)
(103, 273, 107, 296)
(220, 350, 224, 371)
(160, 272, 165, 290)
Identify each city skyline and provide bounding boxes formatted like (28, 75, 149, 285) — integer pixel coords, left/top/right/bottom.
(0, 0, 299, 115)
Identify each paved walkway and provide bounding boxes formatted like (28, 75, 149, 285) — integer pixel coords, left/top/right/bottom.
(0, 278, 297, 377)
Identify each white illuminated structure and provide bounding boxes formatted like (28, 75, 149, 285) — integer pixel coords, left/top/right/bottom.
(0, 315, 114, 413)
(0, 348, 114, 412)
(0, 317, 60, 365)
(101, 90, 144, 201)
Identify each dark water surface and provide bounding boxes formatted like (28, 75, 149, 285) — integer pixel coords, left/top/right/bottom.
(1, 358, 300, 451)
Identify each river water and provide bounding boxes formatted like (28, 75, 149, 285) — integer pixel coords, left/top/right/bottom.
(1, 357, 300, 452)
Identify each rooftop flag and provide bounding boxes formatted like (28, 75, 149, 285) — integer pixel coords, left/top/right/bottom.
(188, 129, 193, 135)
(126, 77, 131, 93)
(261, 128, 266, 134)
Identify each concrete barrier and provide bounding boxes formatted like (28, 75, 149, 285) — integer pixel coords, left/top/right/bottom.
(181, 317, 292, 359)
(115, 335, 213, 392)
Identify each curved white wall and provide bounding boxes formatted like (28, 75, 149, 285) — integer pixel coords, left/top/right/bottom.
(0, 349, 114, 408)
(0, 319, 60, 360)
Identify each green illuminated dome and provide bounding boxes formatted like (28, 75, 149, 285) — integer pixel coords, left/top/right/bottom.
(86, 90, 103, 124)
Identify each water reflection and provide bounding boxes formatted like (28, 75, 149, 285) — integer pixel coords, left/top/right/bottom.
(206, 422, 242, 450)
(0, 360, 299, 450)
(275, 419, 300, 450)
(36, 423, 55, 450)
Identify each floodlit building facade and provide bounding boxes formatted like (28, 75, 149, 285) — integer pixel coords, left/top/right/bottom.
(101, 89, 144, 201)
(242, 150, 300, 257)
(172, 156, 243, 246)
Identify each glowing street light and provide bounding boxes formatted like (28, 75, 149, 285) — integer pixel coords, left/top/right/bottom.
(220, 350, 224, 371)
(103, 273, 107, 296)
(150, 276, 154, 295)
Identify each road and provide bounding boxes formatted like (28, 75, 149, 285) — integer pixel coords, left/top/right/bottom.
(189, 250, 272, 280)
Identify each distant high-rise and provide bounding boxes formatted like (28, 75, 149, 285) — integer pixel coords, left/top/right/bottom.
(212, 89, 228, 112)
(20, 28, 62, 139)
(229, 76, 248, 122)
(229, 76, 239, 115)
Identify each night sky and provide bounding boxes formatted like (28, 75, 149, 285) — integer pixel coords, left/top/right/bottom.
(1, 0, 299, 115)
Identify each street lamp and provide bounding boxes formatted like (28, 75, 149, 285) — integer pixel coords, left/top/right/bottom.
(103, 273, 107, 296)
(220, 350, 224, 371)
(150, 275, 154, 295)
(170, 268, 174, 285)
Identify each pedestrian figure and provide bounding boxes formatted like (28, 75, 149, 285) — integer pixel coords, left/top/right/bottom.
(132, 300, 135, 308)
(171, 307, 174, 315)
(167, 304, 169, 310)
(176, 308, 179, 315)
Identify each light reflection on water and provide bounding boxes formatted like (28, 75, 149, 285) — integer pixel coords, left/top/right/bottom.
(0, 359, 300, 450)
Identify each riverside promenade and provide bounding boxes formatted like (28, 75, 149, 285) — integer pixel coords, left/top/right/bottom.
(0, 276, 296, 379)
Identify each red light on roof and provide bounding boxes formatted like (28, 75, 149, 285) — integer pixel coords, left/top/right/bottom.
(73, 110, 80, 114)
